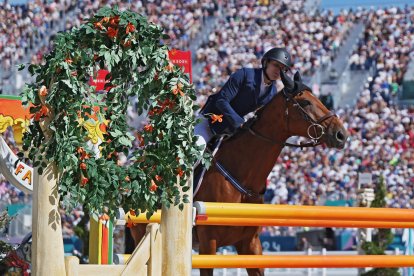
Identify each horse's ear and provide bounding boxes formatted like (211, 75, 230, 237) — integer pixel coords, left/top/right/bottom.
(293, 71, 302, 83)
(280, 70, 294, 90)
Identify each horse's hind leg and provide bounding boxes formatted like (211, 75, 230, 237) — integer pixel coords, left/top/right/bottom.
(197, 227, 217, 276)
(129, 224, 147, 247)
(234, 233, 264, 276)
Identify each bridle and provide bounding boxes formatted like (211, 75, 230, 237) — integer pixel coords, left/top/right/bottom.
(247, 89, 337, 148)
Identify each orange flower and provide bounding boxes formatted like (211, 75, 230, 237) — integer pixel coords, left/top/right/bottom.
(136, 133, 145, 147)
(77, 147, 90, 160)
(150, 179, 158, 192)
(126, 220, 135, 228)
(80, 175, 89, 187)
(99, 214, 110, 221)
(122, 40, 131, 48)
(125, 176, 130, 182)
(172, 83, 184, 96)
(126, 22, 135, 34)
(94, 21, 103, 30)
(165, 62, 174, 72)
(143, 124, 153, 132)
(65, 57, 73, 64)
(39, 85, 48, 97)
(33, 105, 49, 121)
(81, 151, 90, 160)
(107, 27, 118, 39)
(176, 167, 184, 177)
(210, 114, 223, 124)
(80, 163, 87, 170)
(155, 175, 162, 182)
(110, 16, 120, 26)
(129, 209, 136, 216)
(102, 17, 110, 23)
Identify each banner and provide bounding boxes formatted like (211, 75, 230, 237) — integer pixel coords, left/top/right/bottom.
(0, 95, 31, 144)
(168, 49, 192, 83)
(88, 69, 110, 91)
(0, 136, 33, 193)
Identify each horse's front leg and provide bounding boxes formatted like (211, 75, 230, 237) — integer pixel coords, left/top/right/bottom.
(234, 227, 264, 276)
(197, 226, 217, 276)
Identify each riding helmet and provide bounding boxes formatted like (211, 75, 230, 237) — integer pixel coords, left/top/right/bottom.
(261, 47, 292, 68)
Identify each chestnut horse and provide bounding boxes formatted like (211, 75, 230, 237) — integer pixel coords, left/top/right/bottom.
(131, 87, 348, 276)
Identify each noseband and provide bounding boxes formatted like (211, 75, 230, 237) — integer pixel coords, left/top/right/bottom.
(247, 89, 337, 148)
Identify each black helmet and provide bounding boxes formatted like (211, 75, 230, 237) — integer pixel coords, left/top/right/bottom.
(261, 47, 292, 68)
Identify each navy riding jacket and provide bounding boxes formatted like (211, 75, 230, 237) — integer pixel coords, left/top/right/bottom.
(201, 68, 277, 135)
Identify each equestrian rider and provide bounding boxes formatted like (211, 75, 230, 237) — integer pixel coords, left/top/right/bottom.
(194, 47, 293, 152)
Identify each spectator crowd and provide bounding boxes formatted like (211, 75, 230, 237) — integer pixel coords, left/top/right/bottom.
(0, 1, 413, 243)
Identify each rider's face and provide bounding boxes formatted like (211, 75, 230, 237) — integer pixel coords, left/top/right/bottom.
(265, 60, 288, 81)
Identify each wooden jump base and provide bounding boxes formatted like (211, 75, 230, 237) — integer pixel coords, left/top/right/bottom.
(194, 201, 414, 222)
(192, 255, 414, 268)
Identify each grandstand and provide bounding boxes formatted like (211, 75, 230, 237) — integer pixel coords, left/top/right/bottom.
(0, 1, 413, 274)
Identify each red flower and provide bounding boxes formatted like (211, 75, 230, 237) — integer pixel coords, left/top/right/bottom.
(122, 40, 131, 48)
(171, 83, 184, 96)
(39, 85, 48, 96)
(107, 27, 118, 39)
(33, 105, 49, 121)
(155, 175, 163, 182)
(136, 133, 145, 147)
(65, 57, 73, 64)
(144, 124, 153, 132)
(126, 22, 135, 34)
(176, 167, 184, 177)
(110, 16, 120, 26)
(94, 21, 103, 30)
(150, 179, 158, 192)
(80, 163, 87, 170)
(81, 175, 89, 187)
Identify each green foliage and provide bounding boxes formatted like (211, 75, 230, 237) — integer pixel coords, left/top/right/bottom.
(20, 7, 202, 219)
(361, 176, 400, 276)
(0, 211, 13, 271)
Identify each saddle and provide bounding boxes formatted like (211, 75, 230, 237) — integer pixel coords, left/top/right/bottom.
(193, 136, 223, 196)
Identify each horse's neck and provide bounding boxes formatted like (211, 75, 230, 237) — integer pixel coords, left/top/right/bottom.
(218, 96, 288, 194)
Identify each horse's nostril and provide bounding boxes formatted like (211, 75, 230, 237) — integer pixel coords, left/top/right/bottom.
(336, 131, 345, 142)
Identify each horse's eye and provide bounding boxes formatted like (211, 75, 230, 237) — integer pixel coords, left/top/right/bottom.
(297, 100, 311, 108)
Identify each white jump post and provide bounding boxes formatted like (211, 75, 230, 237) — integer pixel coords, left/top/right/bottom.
(161, 176, 193, 275)
(32, 162, 66, 275)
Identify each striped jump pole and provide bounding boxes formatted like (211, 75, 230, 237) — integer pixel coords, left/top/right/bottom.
(194, 201, 414, 222)
(192, 255, 414, 269)
(119, 205, 414, 229)
(121, 210, 414, 229)
(115, 254, 414, 268)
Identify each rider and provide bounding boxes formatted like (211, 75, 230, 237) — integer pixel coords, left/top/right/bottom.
(195, 47, 293, 152)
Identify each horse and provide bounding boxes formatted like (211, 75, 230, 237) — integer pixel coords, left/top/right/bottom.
(130, 83, 348, 276)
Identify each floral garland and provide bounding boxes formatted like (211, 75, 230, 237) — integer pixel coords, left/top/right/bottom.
(19, 7, 201, 218)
